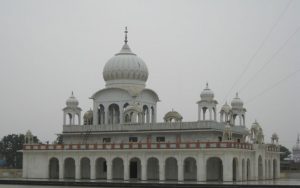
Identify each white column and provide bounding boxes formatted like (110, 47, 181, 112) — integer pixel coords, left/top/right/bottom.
(159, 160, 165, 181)
(75, 159, 80, 179)
(119, 104, 123, 124)
(124, 159, 129, 181)
(209, 108, 212, 120)
(276, 159, 280, 179)
(198, 105, 201, 121)
(105, 105, 109, 124)
(141, 159, 147, 181)
(93, 103, 98, 125)
(239, 115, 242, 126)
(178, 160, 183, 181)
(214, 109, 217, 121)
(90, 159, 96, 179)
(197, 157, 206, 181)
(223, 156, 232, 181)
(238, 158, 242, 181)
(63, 113, 66, 125)
(59, 159, 64, 179)
(107, 160, 112, 180)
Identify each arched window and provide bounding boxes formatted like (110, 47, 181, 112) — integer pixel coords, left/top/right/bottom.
(98, 104, 105, 125)
(108, 104, 120, 124)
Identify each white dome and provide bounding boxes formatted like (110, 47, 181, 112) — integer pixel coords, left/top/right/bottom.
(231, 93, 243, 109)
(66, 92, 79, 107)
(103, 43, 148, 84)
(221, 102, 231, 113)
(200, 83, 214, 101)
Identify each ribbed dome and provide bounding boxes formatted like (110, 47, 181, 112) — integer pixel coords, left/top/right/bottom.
(221, 102, 231, 113)
(164, 110, 183, 122)
(200, 83, 214, 101)
(66, 92, 79, 107)
(231, 93, 243, 109)
(103, 43, 148, 83)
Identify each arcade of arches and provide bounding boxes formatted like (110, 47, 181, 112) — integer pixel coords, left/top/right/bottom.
(94, 103, 156, 125)
(48, 155, 279, 181)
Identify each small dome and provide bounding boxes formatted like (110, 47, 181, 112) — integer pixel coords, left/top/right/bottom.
(221, 102, 231, 113)
(200, 83, 214, 101)
(66, 92, 79, 107)
(83, 109, 93, 120)
(231, 92, 243, 109)
(164, 110, 183, 122)
(26, 130, 32, 136)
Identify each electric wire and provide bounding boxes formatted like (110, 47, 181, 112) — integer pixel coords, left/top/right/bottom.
(222, 0, 293, 103)
(245, 68, 300, 104)
(240, 26, 300, 93)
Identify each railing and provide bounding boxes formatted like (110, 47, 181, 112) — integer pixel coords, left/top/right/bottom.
(23, 141, 253, 151)
(63, 121, 249, 134)
(266, 144, 280, 152)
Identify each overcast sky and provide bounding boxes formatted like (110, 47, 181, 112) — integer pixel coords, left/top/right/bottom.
(0, 0, 299, 150)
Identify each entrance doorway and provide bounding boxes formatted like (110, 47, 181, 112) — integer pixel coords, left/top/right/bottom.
(129, 158, 141, 179)
(130, 161, 138, 179)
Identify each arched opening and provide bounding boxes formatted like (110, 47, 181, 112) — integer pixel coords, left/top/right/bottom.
(98, 104, 105, 125)
(212, 107, 216, 120)
(147, 157, 159, 180)
(80, 157, 90, 179)
(184, 157, 197, 181)
(206, 157, 223, 181)
(49, 158, 59, 179)
(96, 158, 107, 179)
(143, 105, 149, 123)
(232, 157, 238, 181)
(242, 114, 245, 126)
(202, 107, 209, 120)
(258, 155, 263, 180)
(67, 113, 73, 125)
(233, 114, 238, 126)
(108, 104, 120, 124)
(273, 159, 277, 179)
(130, 158, 141, 180)
(220, 112, 224, 122)
(247, 158, 251, 180)
(74, 114, 80, 125)
(64, 158, 75, 179)
(165, 157, 178, 180)
(112, 158, 124, 180)
(242, 158, 245, 181)
(151, 106, 155, 123)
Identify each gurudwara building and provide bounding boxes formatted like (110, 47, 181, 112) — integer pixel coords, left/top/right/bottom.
(22, 29, 280, 182)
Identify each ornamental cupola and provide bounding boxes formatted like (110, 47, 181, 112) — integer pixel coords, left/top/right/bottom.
(102, 27, 148, 96)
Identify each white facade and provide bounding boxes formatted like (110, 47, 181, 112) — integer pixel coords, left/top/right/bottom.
(23, 29, 280, 182)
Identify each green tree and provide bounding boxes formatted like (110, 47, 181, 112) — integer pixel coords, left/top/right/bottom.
(0, 134, 39, 168)
(280, 145, 291, 161)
